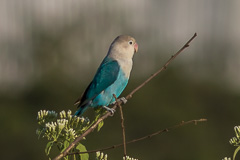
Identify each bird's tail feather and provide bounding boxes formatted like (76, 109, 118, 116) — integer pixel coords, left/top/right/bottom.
(74, 105, 88, 116)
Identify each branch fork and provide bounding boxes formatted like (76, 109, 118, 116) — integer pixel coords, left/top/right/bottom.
(53, 33, 198, 160)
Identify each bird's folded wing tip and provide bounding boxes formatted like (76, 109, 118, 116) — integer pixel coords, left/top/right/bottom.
(74, 99, 80, 105)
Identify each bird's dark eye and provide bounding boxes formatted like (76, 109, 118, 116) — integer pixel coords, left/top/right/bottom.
(128, 40, 133, 45)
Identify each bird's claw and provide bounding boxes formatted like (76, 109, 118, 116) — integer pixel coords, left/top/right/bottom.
(119, 97, 127, 104)
(118, 97, 127, 104)
(102, 106, 115, 115)
(111, 97, 127, 105)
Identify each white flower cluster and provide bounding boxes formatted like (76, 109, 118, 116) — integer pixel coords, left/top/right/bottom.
(222, 157, 231, 160)
(36, 110, 90, 141)
(229, 126, 240, 146)
(57, 119, 68, 130)
(45, 121, 57, 132)
(37, 110, 58, 125)
(96, 151, 108, 160)
(123, 156, 138, 160)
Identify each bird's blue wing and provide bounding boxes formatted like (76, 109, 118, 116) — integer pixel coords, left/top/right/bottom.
(75, 57, 120, 108)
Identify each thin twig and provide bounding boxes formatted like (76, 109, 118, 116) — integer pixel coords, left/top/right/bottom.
(113, 94, 127, 157)
(53, 33, 197, 160)
(126, 33, 197, 99)
(68, 119, 207, 155)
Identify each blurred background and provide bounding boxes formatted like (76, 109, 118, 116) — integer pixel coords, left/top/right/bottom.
(1, 0, 240, 159)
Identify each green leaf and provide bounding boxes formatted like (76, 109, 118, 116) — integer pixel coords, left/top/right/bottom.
(233, 145, 240, 160)
(73, 153, 81, 160)
(76, 143, 89, 160)
(62, 140, 70, 152)
(97, 121, 104, 132)
(45, 141, 54, 155)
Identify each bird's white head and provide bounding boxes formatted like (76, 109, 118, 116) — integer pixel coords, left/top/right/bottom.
(108, 35, 138, 60)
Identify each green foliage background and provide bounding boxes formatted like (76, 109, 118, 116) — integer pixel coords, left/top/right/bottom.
(1, 1, 240, 160)
(2, 68, 240, 159)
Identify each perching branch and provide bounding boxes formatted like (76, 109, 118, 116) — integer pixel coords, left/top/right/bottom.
(113, 94, 127, 157)
(126, 32, 197, 99)
(53, 33, 197, 160)
(68, 118, 207, 155)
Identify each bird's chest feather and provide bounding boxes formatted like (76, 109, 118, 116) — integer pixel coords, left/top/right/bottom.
(116, 59, 133, 79)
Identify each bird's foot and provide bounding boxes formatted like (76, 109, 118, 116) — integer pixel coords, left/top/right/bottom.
(119, 97, 127, 104)
(102, 106, 115, 115)
(111, 97, 127, 105)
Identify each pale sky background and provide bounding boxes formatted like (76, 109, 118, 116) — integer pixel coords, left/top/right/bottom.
(1, 1, 240, 160)
(1, 0, 240, 92)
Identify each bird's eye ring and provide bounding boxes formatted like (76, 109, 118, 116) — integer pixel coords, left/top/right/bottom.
(128, 40, 133, 45)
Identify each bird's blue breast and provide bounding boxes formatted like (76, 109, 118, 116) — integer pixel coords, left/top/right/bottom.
(91, 68, 128, 107)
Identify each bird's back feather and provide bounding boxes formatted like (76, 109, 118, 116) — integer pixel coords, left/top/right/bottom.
(75, 57, 120, 113)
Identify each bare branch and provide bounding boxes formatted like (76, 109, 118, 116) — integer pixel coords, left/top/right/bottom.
(53, 33, 197, 160)
(126, 33, 197, 99)
(113, 94, 127, 157)
(68, 118, 207, 155)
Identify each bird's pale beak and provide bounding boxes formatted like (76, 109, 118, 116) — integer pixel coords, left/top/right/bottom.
(134, 43, 138, 53)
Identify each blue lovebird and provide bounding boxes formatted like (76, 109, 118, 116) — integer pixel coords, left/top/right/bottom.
(74, 35, 138, 116)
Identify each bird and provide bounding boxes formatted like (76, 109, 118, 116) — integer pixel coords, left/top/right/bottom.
(74, 35, 138, 116)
